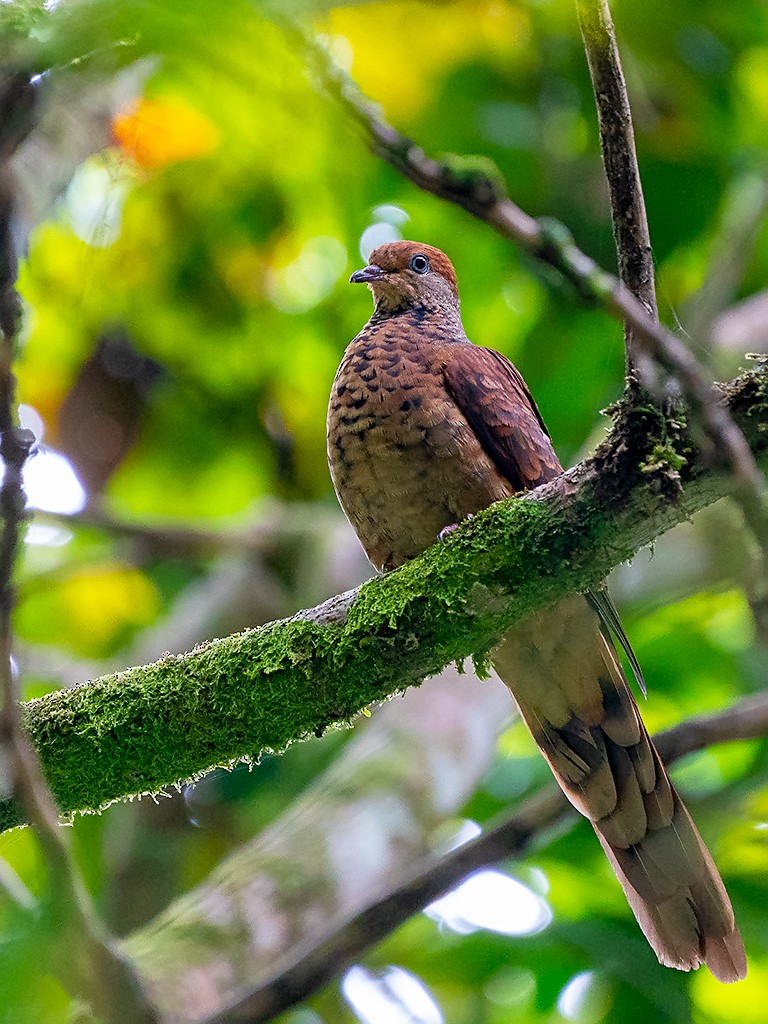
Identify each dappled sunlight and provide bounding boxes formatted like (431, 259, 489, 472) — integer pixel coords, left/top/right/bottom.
(15, 403, 86, 521)
(65, 156, 130, 248)
(267, 236, 348, 314)
(21, 447, 86, 515)
(18, 399, 87, 521)
(24, 523, 73, 547)
(342, 965, 443, 1024)
(425, 868, 552, 936)
(359, 205, 410, 261)
(557, 971, 610, 1023)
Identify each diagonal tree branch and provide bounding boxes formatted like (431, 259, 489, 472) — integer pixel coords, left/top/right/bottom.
(685, 174, 768, 349)
(199, 689, 768, 1024)
(0, 364, 765, 835)
(124, 666, 512, 1022)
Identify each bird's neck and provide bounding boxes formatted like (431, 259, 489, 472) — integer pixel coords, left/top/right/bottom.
(369, 300, 466, 339)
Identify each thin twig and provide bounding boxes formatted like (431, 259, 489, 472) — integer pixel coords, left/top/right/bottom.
(575, 0, 657, 372)
(655, 691, 768, 762)
(0, 854, 35, 911)
(686, 174, 768, 349)
(204, 689, 768, 1024)
(36, 498, 338, 557)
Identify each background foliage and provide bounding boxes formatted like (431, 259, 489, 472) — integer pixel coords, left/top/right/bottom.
(1, 0, 767, 1021)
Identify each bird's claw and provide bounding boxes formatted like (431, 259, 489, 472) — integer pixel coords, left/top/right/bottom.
(437, 523, 459, 542)
(438, 514, 474, 543)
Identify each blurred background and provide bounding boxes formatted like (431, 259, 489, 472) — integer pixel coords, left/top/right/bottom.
(1, 0, 767, 1021)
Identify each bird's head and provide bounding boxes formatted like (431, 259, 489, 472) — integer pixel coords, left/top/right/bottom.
(350, 241, 459, 315)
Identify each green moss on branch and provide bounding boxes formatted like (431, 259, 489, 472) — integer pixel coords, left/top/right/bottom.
(1, 366, 765, 833)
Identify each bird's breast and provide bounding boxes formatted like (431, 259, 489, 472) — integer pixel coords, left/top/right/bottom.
(327, 334, 512, 570)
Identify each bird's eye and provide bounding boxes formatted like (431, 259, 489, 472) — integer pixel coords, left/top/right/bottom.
(409, 253, 430, 274)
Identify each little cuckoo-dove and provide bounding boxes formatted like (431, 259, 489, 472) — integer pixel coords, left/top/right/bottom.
(326, 240, 746, 982)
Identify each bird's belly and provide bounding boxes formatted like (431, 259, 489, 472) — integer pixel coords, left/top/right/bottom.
(328, 387, 512, 570)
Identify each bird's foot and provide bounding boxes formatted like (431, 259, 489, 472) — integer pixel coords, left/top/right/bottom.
(437, 515, 473, 543)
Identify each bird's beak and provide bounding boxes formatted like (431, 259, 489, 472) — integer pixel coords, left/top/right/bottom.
(350, 264, 386, 284)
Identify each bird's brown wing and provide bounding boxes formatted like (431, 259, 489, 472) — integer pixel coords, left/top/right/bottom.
(442, 344, 562, 492)
(444, 344, 647, 694)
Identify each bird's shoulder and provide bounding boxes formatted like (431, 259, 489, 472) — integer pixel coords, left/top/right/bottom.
(439, 340, 563, 490)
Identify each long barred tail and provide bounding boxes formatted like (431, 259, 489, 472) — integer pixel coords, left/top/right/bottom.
(491, 594, 746, 983)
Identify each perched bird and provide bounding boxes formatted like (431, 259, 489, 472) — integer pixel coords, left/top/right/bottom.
(327, 240, 746, 982)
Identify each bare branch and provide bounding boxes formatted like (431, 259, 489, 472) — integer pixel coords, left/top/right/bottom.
(196, 690, 768, 1024)
(575, 0, 657, 371)
(654, 691, 768, 763)
(38, 498, 339, 558)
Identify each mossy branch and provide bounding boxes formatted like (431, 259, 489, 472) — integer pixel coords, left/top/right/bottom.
(1, 367, 766, 834)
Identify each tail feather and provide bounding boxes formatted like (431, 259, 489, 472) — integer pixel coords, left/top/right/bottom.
(704, 930, 749, 984)
(492, 594, 746, 982)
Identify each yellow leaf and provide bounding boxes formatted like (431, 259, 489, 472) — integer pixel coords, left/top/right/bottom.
(328, 0, 531, 121)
